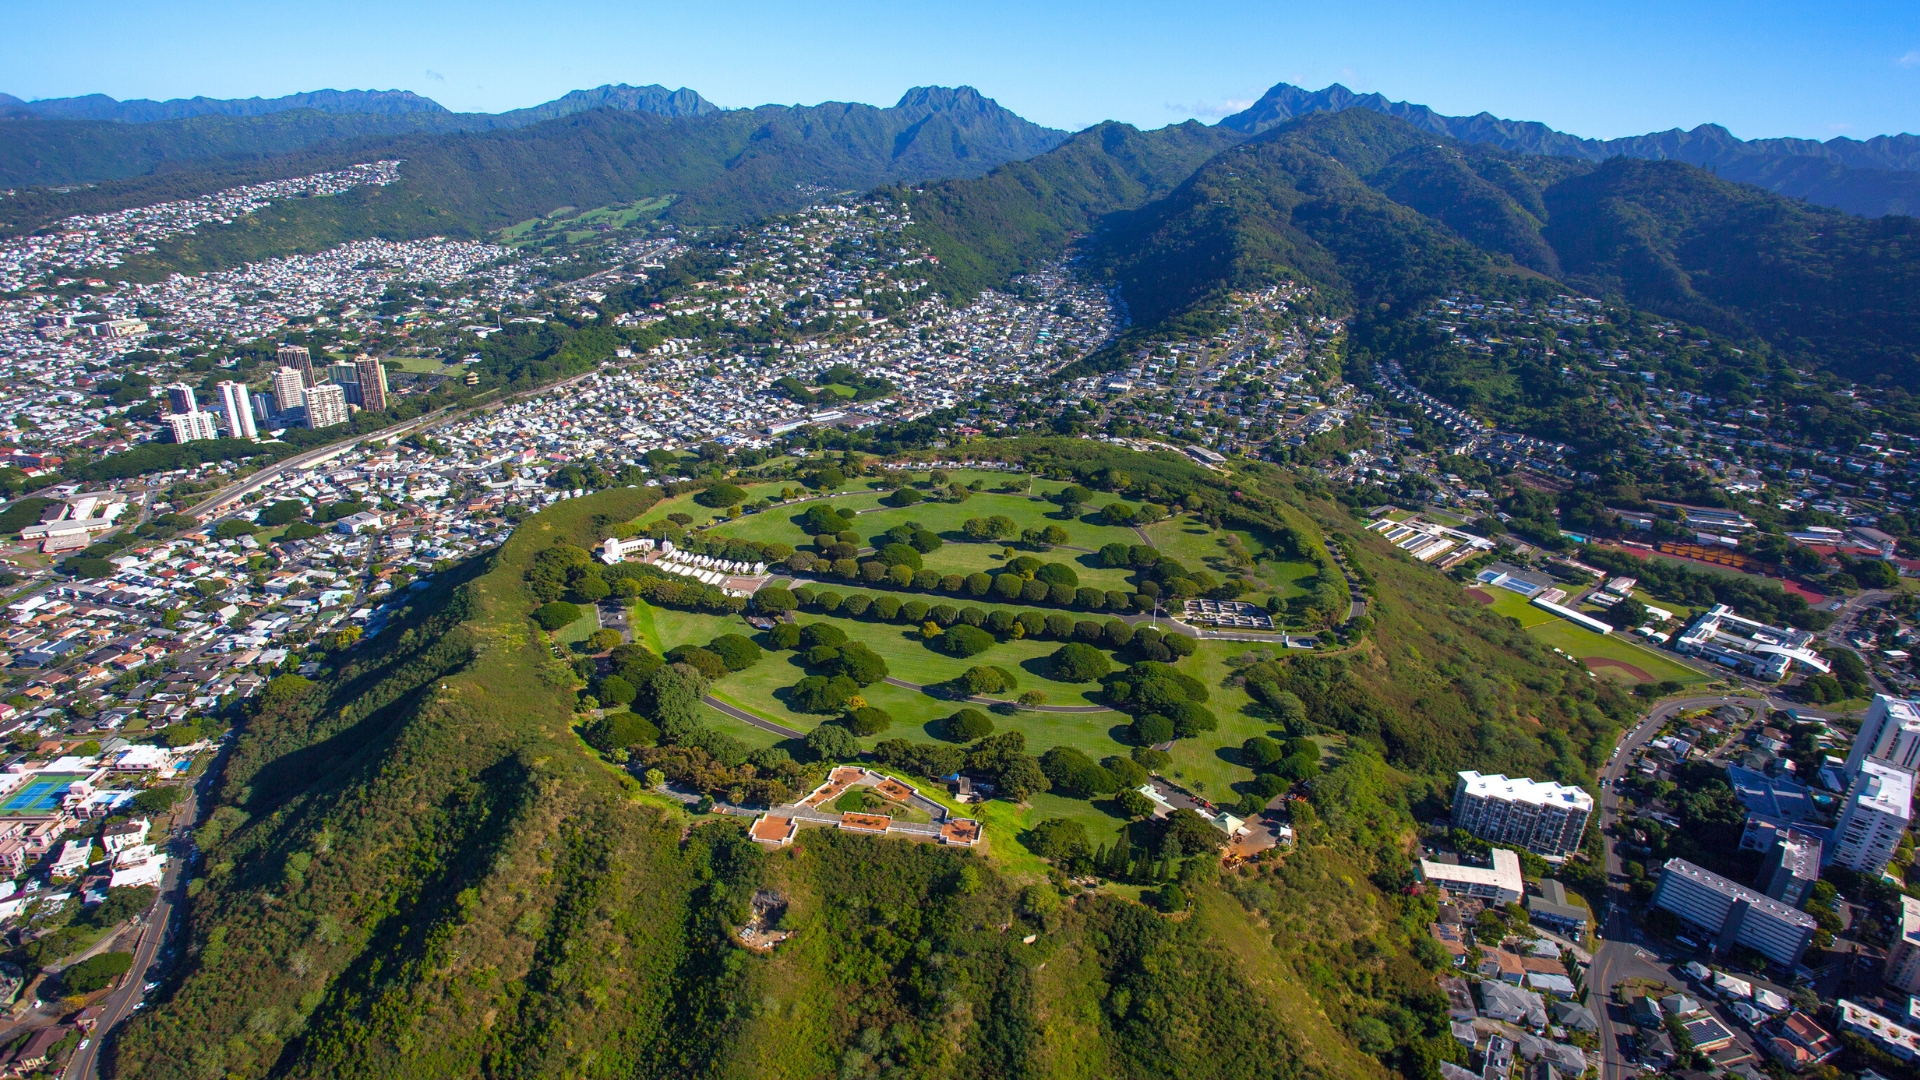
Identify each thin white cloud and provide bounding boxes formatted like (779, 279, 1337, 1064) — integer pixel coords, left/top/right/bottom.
(424, 69, 445, 82)
(1900, 50, 1920, 68)
(1166, 98, 1255, 119)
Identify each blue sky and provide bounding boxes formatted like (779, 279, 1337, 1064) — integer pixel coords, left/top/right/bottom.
(6, 0, 1917, 141)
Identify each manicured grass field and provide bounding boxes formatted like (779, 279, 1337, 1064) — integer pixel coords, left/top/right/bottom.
(554, 605, 601, 648)
(1467, 584, 1707, 686)
(706, 487, 1149, 556)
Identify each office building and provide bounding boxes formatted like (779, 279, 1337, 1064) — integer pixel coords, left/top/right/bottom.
(1651, 858, 1816, 968)
(166, 410, 221, 443)
(1417, 848, 1523, 906)
(276, 344, 315, 386)
(1829, 760, 1913, 876)
(304, 383, 350, 429)
(271, 366, 307, 411)
(1755, 830, 1821, 907)
(165, 383, 197, 415)
(1885, 896, 1920, 995)
(354, 356, 388, 412)
(216, 381, 256, 440)
(1844, 695, 1920, 778)
(1451, 772, 1593, 858)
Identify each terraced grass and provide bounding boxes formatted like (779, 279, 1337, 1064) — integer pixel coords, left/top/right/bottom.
(1468, 582, 1707, 685)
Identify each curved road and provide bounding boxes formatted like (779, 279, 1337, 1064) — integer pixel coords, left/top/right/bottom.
(64, 757, 214, 1080)
(1586, 690, 1814, 1079)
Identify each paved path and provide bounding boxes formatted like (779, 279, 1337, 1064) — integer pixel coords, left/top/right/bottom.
(877, 676, 1111, 713)
(702, 695, 805, 739)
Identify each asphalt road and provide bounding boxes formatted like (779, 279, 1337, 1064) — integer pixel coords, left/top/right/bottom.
(702, 695, 805, 740)
(63, 758, 211, 1080)
(1586, 691, 1807, 1078)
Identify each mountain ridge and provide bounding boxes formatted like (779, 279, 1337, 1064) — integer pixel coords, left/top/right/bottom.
(1220, 82, 1920, 217)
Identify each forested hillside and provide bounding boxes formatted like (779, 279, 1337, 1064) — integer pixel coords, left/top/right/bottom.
(107, 444, 1639, 1080)
(1218, 80, 1920, 218)
(1, 86, 1065, 247)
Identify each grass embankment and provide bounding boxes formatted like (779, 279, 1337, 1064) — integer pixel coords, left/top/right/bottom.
(121, 485, 1390, 1080)
(1470, 581, 1708, 686)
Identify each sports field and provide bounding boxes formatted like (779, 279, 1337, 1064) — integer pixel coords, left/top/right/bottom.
(1467, 584, 1707, 686)
(0, 773, 85, 817)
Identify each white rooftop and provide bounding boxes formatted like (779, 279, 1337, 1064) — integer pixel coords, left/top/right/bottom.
(1853, 760, 1915, 821)
(1458, 771, 1594, 812)
(1418, 848, 1523, 894)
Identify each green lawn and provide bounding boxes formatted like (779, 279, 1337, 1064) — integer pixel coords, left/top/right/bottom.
(706, 488, 1147, 555)
(554, 605, 600, 648)
(1467, 583, 1707, 686)
(1144, 516, 1321, 606)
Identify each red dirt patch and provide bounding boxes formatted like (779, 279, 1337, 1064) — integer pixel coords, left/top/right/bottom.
(1467, 588, 1496, 605)
(1583, 657, 1654, 682)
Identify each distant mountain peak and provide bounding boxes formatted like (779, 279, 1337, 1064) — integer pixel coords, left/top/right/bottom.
(3, 88, 448, 123)
(1219, 81, 1920, 217)
(504, 84, 721, 123)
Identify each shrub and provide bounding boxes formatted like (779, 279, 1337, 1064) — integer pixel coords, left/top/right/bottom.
(939, 624, 996, 658)
(879, 542, 923, 570)
(596, 675, 637, 707)
(826, 642, 889, 686)
(753, 587, 796, 615)
(941, 708, 994, 742)
(884, 487, 923, 507)
(1024, 818, 1091, 861)
(844, 706, 893, 736)
(799, 623, 848, 649)
(767, 623, 802, 650)
(587, 628, 624, 651)
(260, 499, 306, 526)
(63, 951, 135, 994)
(1020, 578, 1050, 603)
(900, 600, 930, 624)
(1131, 713, 1175, 745)
(706, 634, 762, 671)
(1169, 701, 1218, 737)
(790, 674, 859, 713)
(841, 593, 872, 618)
(963, 572, 993, 596)
(872, 739, 965, 779)
(1101, 755, 1149, 789)
(872, 595, 902, 621)
(1131, 746, 1171, 771)
(1034, 562, 1079, 588)
(956, 665, 1018, 695)
(1075, 587, 1105, 610)
(1047, 642, 1111, 682)
(665, 646, 729, 680)
(929, 603, 960, 626)
(1116, 789, 1157, 819)
(1039, 747, 1117, 798)
(697, 482, 748, 508)
(909, 528, 941, 553)
(532, 601, 581, 631)
(804, 722, 859, 761)
(584, 710, 659, 751)
(1241, 736, 1285, 768)
(1153, 883, 1187, 913)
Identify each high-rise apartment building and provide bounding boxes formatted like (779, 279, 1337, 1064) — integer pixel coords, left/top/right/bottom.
(1755, 830, 1821, 907)
(276, 343, 315, 387)
(216, 381, 256, 439)
(354, 356, 388, 412)
(166, 410, 221, 443)
(1652, 858, 1817, 968)
(1830, 760, 1913, 876)
(1844, 694, 1920, 777)
(303, 383, 350, 429)
(271, 366, 307, 412)
(326, 363, 362, 405)
(1451, 772, 1593, 857)
(166, 383, 197, 415)
(1885, 896, 1920, 994)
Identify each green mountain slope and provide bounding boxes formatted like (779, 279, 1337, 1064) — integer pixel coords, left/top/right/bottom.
(1218, 80, 1920, 218)
(111, 444, 1635, 1080)
(902, 120, 1242, 299)
(2, 87, 1066, 246)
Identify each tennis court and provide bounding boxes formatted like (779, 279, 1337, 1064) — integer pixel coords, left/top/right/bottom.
(0, 773, 86, 817)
